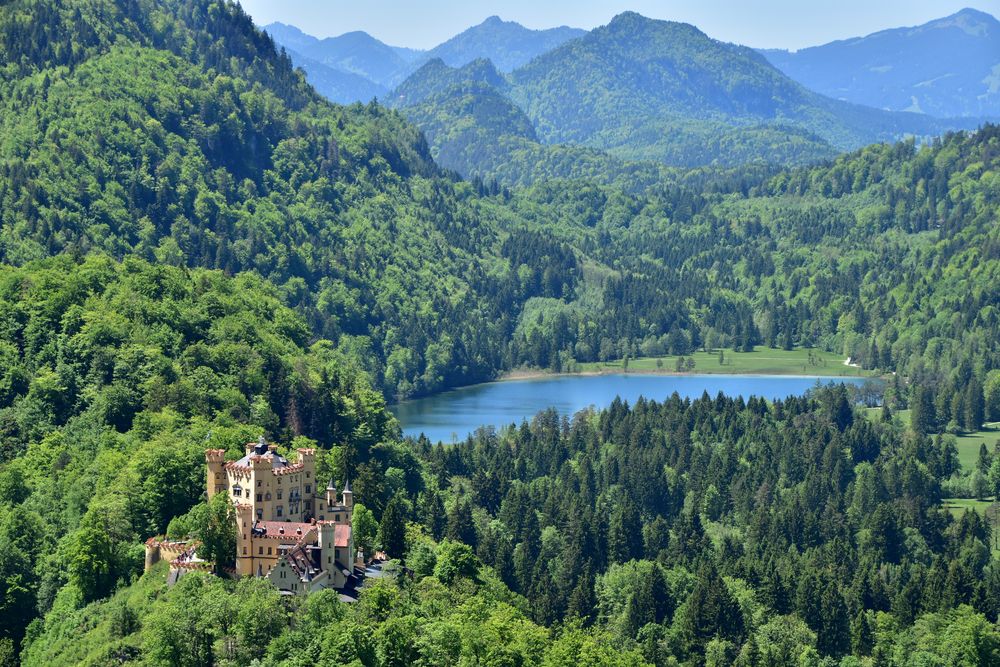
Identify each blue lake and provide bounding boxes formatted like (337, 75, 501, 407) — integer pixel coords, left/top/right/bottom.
(391, 373, 871, 443)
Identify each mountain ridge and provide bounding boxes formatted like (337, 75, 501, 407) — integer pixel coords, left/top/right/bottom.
(761, 7, 1000, 117)
(264, 15, 585, 104)
(389, 11, 984, 173)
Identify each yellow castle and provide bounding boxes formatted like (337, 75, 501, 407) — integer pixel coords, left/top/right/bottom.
(202, 436, 359, 594)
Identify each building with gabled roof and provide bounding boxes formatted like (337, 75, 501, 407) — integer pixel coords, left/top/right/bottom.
(201, 436, 359, 594)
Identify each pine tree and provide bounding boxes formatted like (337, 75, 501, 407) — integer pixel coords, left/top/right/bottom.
(566, 566, 597, 626)
(680, 561, 745, 656)
(818, 582, 850, 657)
(378, 495, 408, 560)
(977, 443, 993, 475)
(910, 385, 936, 434)
(965, 377, 985, 432)
(419, 489, 446, 539)
(445, 498, 477, 549)
(608, 495, 643, 564)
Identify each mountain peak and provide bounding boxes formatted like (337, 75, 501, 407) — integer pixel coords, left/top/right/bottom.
(603, 12, 708, 40)
(927, 7, 998, 35)
(607, 11, 646, 26)
(952, 7, 997, 20)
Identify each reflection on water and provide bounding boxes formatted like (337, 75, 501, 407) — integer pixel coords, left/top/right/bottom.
(392, 373, 871, 444)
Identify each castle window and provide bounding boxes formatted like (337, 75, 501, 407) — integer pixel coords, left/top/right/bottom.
(277, 490, 283, 500)
(306, 472, 310, 478)
(258, 547, 263, 555)
(305, 484, 311, 494)
(268, 547, 272, 555)
(277, 506, 283, 517)
(256, 493, 262, 502)
(243, 546, 247, 555)
(257, 480, 262, 487)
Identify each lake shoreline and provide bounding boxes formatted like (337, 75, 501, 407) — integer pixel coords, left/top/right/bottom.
(499, 361, 871, 383)
(393, 370, 877, 443)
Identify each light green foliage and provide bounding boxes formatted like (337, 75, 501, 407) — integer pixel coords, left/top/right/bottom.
(188, 493, 237, 573)
(352, 502, 379, 556)
(433, 539, 479, 584)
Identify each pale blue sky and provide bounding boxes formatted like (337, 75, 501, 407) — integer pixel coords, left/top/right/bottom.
(238, 1, 1000, 50)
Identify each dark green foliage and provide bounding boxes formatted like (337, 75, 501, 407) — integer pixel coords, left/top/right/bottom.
(2, 1, 1000, 664)
(378, 494, 408, 559)
(608, 494, 643, 564)
(416, 387, 998, 662)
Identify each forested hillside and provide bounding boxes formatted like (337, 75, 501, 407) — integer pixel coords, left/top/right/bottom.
(0, 0, 588, 402)
(388, 12, 984, 171)
(1, 0, 1000, 665)
(17, 386, 1000, 666)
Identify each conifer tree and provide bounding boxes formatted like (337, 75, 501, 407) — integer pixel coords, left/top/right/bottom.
(378, 495, 408, 560)
(965, 377, 985, 432)
(607, 495, 643, 564)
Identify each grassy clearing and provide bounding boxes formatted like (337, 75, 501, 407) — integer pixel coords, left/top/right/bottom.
(952, 424, 1000, 472)
(942, 497, 997, 517)
(862, 410, 1000, 474)
(575, 347, 871, 377)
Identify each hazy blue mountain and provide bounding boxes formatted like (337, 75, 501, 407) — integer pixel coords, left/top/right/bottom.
(761, 8, 1000, 118)
(264, 22, 419, 88)
(390, 58, 509, 108)
(426, 15, 585, 72)
(505, 12, 980, 164)
(276, 46, 385, 104)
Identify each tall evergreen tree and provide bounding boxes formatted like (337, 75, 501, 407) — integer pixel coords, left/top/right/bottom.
(910, 385, 936, 434)
(378, 495, 408, 560)
(965, 377, 985, 432)
(607, 494, 644, 564)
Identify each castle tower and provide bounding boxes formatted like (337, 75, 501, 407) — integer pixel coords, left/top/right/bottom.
(318, 521, 335, 572)
(342, 476, 353, 512)
(250, 453, 271, 520)
(235, 502, 254, 576)
(205, 449, 226, 499)
(297, 448, 315, 471)
(326, 479, 337, 507)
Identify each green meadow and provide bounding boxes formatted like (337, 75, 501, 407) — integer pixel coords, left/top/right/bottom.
(575, 347, 872, 377)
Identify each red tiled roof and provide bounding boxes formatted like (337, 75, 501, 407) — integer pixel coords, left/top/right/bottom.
(256, 521, 316, 543)
(315, 521, 351, 547)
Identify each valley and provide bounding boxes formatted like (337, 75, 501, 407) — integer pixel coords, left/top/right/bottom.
(0, 1, 999, 665)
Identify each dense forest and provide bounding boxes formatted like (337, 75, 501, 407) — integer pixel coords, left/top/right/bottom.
(0, 0, 999, 664)
(14, 386, 1000, 665)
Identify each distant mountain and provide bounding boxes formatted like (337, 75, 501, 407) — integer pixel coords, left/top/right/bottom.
(266, 17, 585, 104)
(281, 46, 387, 104)
(426, 15, 585, 72)
(504, 12, 980, 165)
(391, 58, 508, 108)
(761, 8, 1000, 118)
(264, 22, 419, 88)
